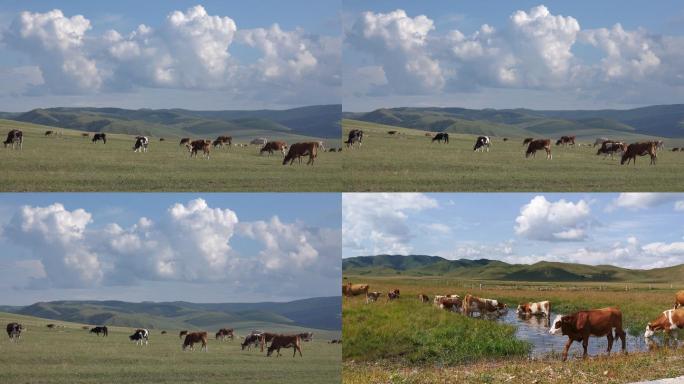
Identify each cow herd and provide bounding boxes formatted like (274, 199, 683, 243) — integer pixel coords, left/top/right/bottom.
(345, 283, 684, 361)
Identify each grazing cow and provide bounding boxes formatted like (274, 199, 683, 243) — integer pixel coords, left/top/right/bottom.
(388, 130, 397, 135)
(159, 138, 165, 142)
(129, 329, 149, 346)
(46, 324, 55, 329)
(387, 289, 399, 301)
(463, 294, 508, 317)
(438, 297, 463, 312)
(182, 332, 208, 351)
(473, 136, 491, 152)
(523, 138, 534, 146)
(161, 330, 167, 335)
(548, 307, 626, 361)
(517, 301, 551, 320)
(675, 291, 684, 309)
(3, 129, 23, 149)
(418, 294, 430, 303)
(525, 139, 552, 160)
(133, 136, 149, 153)
(343, 283, 369, 297)
(366, 291, 382, 304)
(90, 326, 108, 337)
(345, 130, 363, 149)
(6, 322, 22, 342)
(283, 142, 319, 165)
(672, 148, 680, 152)
(179, 330, 188, 339)
(297, 332, 314, 342)
(621, 142, 657, 165)
(250, 137, 268, 146)
(241, 333, 261, 350)
(92, 133, 106, 144)
(267, 335, 303, 357)
(644, 308, 684, 340)
(596, 141, 627, 159)
(45, 130, 54, 136)
(556, 136, 576, 146)
(594, 137, 609, 147)
(215, 136, 232, 147)
(189, 139, 211, 159)
(215, 328, 234, 341)
(432, 132, 449, 144)
(179, 138, 191, 147)
(503, 138, 509, 142)
(260, 141, 288, 156)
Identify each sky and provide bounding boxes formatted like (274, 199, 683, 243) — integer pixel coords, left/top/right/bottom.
(343, 1, 684, 111)
(0, 193, 341, 305)
(342, 193, 684, 270)
(0, 1, 341, 111)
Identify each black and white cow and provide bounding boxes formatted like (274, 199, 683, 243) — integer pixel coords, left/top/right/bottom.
(129, 328, 149, 346)
(92, 133, 107, 144)
(345, 130, 363, 149)
(3, 130, 23, 150)
(241, 333, 261, 351)
(473, 136, 490, 152)
(6, 322, 23, 342)
(432, 132, 449, 144)
(133, 136, 149, 153)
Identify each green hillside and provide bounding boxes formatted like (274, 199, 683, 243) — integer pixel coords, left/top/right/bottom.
(343, 255, 684, 283)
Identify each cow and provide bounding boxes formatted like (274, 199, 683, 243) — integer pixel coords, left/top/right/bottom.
(258, 332, 279, 352)
(182, 332, 208, 351)
(433, 294, 460, 306)
(463, 294, 508, 317)
(517, 301, 551, 324)
(90, 326, 108, 337)
(503, 138, 509, 142)
(241, 333, 261, 350)
(6, 322, 22, 342)
(188, 139, 211, 159)
(345, 130, 363, 149)
(250, 137, 268, 146)
(596, 141, 627, 159)
(215, 136, 232, 148)
(388, 130, 397, 135)
(556, 136, 576, 147)
(133, 136, 149, 153)
(297, 332, 314, 342)
(548, 307, 626, 361)
(179, 138, 191, 147)
(432, 132, 449, 144)
(260, 141, 288, 156)
(46, 324, 55, 329)
(343, 283, 369, 297)
(418, 294, 430, 303)
(387, 289, 400, 301)
(438, 297, 463, 312)
(161, 330, 167, 335)
(329, 339, 341, 344)
(283, 142, 318, 165)
(525, 139, 552, 160)
(523, 138, 534, 146)
(159, 138, 165, 142)
(366, 291, 382, 304)
(675, 291, 684, 309)
(45, 130, 54, 136)
(92, 133, 106, 144)
(3, 129, 23, 149)
(179, 330, 188, 339)
(215, 328, 234, 341)
(129, 328, 149, 346)
(621, 142, 657, 165)
(644, 308, 684, 341)
(266, 335, 303, 357)
(672, 148, 680, 152)
(473, 136, 490, 152)
(594, 137, 609, 147)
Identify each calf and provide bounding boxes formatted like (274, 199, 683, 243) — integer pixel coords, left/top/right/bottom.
(473, 136, 490, 152)
(3, 129, 23, 150)
(432, 132, 449, 144)
(267, 335, 303, 357)
(90, 326, 108, 337)
(182, 332, 208, 351)
(283, 142, 318, 165)
(6, 322, 23, 342)
(548, 307, 626, 361)
(92, 133, 106, 144)
(644, 308, 684, 340)
(525, 139, 552, 160)
(366, 291, 382, 304)
(129, 328, 149, 346)
(260, 141, 288, 156)
(621, 142, 657, 165)
(675, 290, 684, 309)
(133, 136, 149, 152)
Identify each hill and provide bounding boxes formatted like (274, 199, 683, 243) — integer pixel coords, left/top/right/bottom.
(344, 104, 684, 138)
(6, 104, 341, 139)
(2, 297, 340, 332)
(343, 255, 684, 283)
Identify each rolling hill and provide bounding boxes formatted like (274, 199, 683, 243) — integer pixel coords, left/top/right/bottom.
(343, 255, 684, 283)
(1, 297, 341, 332)
(4, 104, 341, 139)
(343, 104, 684, 139)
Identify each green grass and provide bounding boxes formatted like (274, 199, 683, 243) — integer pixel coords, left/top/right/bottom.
(342, 119, 684, 191)
(0, 311, 341, 384)
(0, 119, 342, 191)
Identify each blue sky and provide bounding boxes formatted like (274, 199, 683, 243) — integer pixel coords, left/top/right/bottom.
(0, 1, 340, 111)
(342, 193, 684, 270)
(0, 193, 341, 305)
(343, 1, 684, 111)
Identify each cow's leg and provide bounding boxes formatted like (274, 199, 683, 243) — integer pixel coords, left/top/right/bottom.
(606, 332, 614, 355)
(617, 329, 627, 353)
(562, 338, 574, 361)
(582, 336, 589, 359)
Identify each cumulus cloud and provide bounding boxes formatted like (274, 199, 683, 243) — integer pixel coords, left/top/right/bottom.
(514, 195, 591, 242)
(1, 199, 339, 292)
(609, 193, 684, 211)
(342, 193, 438, 255)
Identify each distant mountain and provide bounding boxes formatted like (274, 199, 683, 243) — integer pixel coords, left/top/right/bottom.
(343, 255, 684, 283)
(344, 105, 684, 138)
(2, 297, 340, 331)
(6, 105, 341, 139)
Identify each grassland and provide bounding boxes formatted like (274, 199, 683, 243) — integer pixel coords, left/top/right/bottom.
(342, 119, 684, 191)
(0, 119, 342, 191)
(0, 311, 341, 384)
(342, 275, 684, 384)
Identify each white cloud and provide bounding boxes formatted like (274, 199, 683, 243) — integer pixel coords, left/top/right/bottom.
(610, 193, 684, 211)
(514, 195, 591, 242)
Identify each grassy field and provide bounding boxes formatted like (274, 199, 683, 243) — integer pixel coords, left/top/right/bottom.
(342, 119, 684, 191)
(0, 311, 341, 384)
(342, 275, 684, 384)
(0, 119, 342, 191)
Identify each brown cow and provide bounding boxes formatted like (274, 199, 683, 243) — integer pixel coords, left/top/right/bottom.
(188, 139, 211, 159)
(215, 328, 234, 341)
(621, 142, 657, 165)
(283, 142, 318, 165)
(525, 139, 552, 159)
(438, 297, 463, 312)
(267, 334, 303, 357)
(463, 294, 508, 317)
(182, 332, 208, 351)
(261, 141, 288, 156)
(517, 301, 551, 318)
(418, 294, 430, 303)
(556, 135, 576, 146)
(343, 283, 369, 297)
(644, 308, 684, 340)
(675, 290, 684, 309)
(549, 307, 626, 361)
(216, 135, 232, 147)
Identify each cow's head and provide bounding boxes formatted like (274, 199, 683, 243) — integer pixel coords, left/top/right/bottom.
(549, 314, 565, 335)
(516, 304, 528, 315)
(644, 323, 655, 338)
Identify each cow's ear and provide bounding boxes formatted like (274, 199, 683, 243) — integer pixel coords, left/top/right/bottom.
(575, 312, 589, 329)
